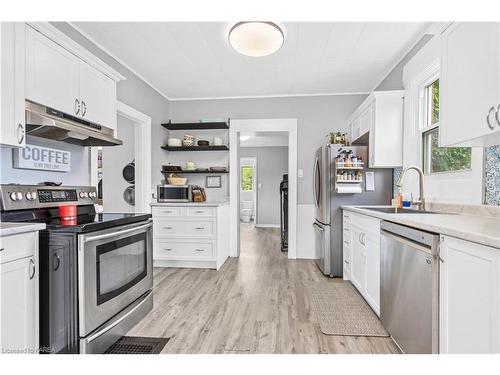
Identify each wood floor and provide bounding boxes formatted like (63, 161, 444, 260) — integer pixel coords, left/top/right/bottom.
(129, 223, 400, 354)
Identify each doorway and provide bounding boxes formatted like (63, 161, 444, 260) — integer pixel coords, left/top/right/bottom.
(90, 101, 151, 213)
(229, 119, 298, 259)
(239, 157, 257, 225)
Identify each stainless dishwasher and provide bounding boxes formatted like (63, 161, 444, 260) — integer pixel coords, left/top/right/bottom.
(380, 221, 440, 354)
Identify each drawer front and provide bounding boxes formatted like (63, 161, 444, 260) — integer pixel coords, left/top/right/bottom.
(152, 206, 184, 217)
(186, 207, 215, 218)
(154, 240, 215, 259)
(342, 211, 351, 224)
(343, 226, 351, 244)
(154, 219, 215, 238)
(349, 212, 380, 235)
(0, 232, 36, 264)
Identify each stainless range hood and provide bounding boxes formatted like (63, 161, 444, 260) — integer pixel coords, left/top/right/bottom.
(25, 101, 123, 146)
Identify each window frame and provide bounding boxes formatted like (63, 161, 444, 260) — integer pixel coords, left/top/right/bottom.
(418, 74, 472, 175)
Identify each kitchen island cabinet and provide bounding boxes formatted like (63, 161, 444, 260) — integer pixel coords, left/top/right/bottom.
(151, 201, 230, 270)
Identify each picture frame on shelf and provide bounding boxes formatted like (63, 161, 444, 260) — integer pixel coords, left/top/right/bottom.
(206, 175, 222, 188)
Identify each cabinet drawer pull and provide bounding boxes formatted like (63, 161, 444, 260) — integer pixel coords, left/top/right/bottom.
(53, 253, 60, 271)
(343, 240, 349, 245)
(81, 101, 87, 117)
(195, 210, 204, 213)
(75, 98, 80, 115)
(195, 227, 205, 230)
(163, 248, 172, 251)
(344, 227, 349, 232)
(17, 123, 25, 144)
(29, 259, 35, 280)
(487, 106, 495, 130)
(163, 226, 173, 229)
(344, 260, 350, 265)
(195, 249, 205, 252)
(0, 248, 4, 252)
(164, 211, 173, 214)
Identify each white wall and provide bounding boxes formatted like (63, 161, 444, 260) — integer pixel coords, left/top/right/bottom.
(240, 147, 288, 226)
(101, 116, 135, 212)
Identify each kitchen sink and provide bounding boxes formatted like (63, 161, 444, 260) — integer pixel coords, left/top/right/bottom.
(361, 207, 439, 214)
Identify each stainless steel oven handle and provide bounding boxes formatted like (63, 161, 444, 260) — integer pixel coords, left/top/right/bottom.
(83, 221, 153, 243)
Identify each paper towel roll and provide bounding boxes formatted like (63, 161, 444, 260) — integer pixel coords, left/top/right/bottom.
(336, 185, 362, 194)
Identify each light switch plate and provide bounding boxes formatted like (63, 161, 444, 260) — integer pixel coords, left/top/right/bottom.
(298, 169, 304, 178)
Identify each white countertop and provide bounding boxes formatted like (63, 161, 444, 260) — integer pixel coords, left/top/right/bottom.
(150, 199, 229, 207)
(342, 206, 500, 249)
(0, 222, 46, 237)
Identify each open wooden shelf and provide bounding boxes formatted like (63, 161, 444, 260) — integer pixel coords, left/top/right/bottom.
(161, 120, 229, 130)
(162, 170, 229, 174)
(161, 145, 229, 152)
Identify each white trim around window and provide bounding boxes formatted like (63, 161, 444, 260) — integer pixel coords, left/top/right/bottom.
(402, 35, 484, 204)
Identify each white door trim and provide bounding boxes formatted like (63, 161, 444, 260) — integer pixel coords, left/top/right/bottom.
(229, 119, 298, 259)
(240, 156, 257, 224)
(89, 100, 152, 214)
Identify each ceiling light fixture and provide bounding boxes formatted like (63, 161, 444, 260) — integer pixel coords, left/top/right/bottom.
(228, 22, 284, 57)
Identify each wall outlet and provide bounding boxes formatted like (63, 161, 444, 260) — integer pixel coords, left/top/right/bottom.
(298, 169, 304, 178)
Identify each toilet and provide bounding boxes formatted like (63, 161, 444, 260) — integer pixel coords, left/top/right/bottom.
(240, 201, 253, 223)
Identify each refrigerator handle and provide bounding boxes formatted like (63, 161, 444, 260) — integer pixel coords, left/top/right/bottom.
(313, 156, 320, 208)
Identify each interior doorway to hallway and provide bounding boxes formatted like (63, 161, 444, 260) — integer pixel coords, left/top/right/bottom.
(229, 119, 298, 259)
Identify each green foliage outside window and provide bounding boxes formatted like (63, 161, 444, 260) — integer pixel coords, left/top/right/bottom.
(423, 79, 471, 174)
(241, 166, 254, 191)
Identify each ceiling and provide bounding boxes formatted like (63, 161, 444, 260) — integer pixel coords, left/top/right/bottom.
(72, 22, 430, 100)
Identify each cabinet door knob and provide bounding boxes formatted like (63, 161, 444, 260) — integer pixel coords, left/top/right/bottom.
(75, 98, 80, 115)
(487, 106, 495, 130)
(29, 259, 36, 280)
(81, 101, 87, 117)
(17, 123, 24, 144)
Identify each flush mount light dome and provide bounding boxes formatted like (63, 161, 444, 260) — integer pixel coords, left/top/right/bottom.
(229, 22, 284, 57)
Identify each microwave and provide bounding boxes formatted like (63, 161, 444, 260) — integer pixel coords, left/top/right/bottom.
(157, 184, 192, 202)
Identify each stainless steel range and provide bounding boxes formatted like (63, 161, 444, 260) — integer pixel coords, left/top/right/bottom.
(0, 184, 153, 354)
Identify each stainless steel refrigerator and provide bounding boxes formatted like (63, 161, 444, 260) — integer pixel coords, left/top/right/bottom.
(313, 144, 393, 277)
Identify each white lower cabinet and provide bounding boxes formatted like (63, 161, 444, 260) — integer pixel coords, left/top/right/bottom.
(439, 235, 500, 354)
(343, 210, 381, 316)
(0, 232, 39, 353)
(152, 204, 229, 270)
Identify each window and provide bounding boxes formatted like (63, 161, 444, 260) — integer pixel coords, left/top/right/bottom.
(241, 166, 254, 191)
(421, 79, 471, 174)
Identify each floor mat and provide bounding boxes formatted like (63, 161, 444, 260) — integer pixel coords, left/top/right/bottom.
(105, 336, 170, 354)
(310, 282, 389, 337)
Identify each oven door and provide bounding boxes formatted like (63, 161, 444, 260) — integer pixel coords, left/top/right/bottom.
(78, 220, 153, 337)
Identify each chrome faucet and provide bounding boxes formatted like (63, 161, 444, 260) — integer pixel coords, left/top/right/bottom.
(396, 166, 426, 211)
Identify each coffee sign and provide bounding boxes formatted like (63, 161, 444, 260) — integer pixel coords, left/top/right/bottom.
(13, 144, 71, 172)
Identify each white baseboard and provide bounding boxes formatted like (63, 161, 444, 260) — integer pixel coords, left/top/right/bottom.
(254, 224, 280, 228)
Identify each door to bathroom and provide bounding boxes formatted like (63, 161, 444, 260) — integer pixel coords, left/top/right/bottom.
(240, 157, 257, 224)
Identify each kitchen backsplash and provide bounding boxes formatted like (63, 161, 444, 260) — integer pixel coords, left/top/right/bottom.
(485, 145, 500, 206)
(392, 145, 500, 206)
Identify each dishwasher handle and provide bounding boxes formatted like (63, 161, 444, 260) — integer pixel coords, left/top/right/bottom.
(380, 221, 439, 257)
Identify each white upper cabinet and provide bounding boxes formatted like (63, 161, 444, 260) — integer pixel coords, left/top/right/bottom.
(79, 62, 117, 128)
(25, 23, 124, 132)
(0, 23, 26, 147)
(440, 22, 500, 147)
(26, 26, 80, 117)
(439, 235, 500, 353)
(349, 90, 404, 168)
